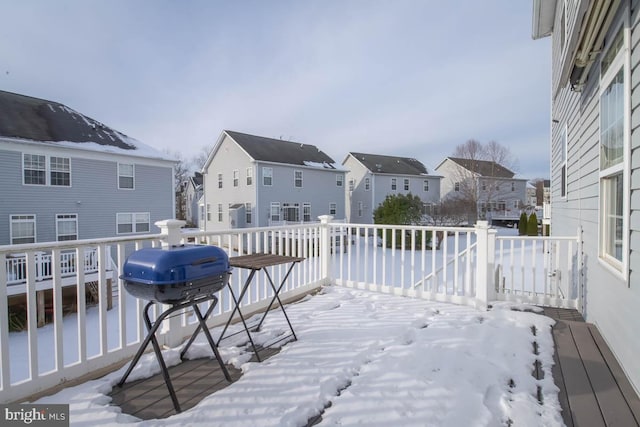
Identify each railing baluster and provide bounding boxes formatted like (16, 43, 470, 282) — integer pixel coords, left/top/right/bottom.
(0, 252, 9, 391)
(26, 251, 37, 379)
(52, 248, 63, 374)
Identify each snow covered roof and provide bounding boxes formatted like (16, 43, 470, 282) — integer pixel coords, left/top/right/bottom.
(0, 90, 171, 161)
(348, 152, 432, 176)
(225, 130, 337, 168)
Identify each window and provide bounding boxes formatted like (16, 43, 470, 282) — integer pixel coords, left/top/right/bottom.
(23, 154, 46, 185)
(200, 205, 205, 224)
(117, 213, 149, 234)
(218, 204, 223, 222)
(50, 157, 70, 186)
(283, 203, 300, 222)
(218, 173, 223, 189)
(270, 202, 280, 222)
(10, 215, 36, 244)
(391, 178, 397, 190)
(245, 202, 252, 224)
(263, 167, 273, 186)
(357, 202, 363, 217)
(233, 170, 239, 187)
(365, 177, 370, 191)
(454, 182, 460, 192)
(423, 180, 429, 192)
(482, 181, 487, 191)
(336, 175, 343, 187)
(511, 182, 515, 192)
(329, 203, 337, 215)
(118, 163, 134, 189)
(206, 204, 211, 221)
(303, 203, 311, 222)
(56, 214, 78, 241)
(599, 25, 627, 269)
(294, 170, 303, 188)
(404, 178, 409, 191)
(23, 154, 72, 186)
(348, 179, 355, 191)
(246, 167, 253, 185)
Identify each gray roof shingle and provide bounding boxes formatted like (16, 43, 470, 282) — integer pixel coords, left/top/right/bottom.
(226, 130, 336, 167)
(448, 157, 515, 178)
(0, 90, 135, 150)
(349, 152, 430, 176)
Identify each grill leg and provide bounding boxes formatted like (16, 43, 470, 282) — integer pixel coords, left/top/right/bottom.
(179, 297, 219, 360)
(191, 301, 232, 382)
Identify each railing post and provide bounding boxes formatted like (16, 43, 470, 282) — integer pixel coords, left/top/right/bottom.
(155, 219, 186, 347)
(474, 221, 495, 310)
(318, 215, 333, 285)
(155, 219, 186, 249)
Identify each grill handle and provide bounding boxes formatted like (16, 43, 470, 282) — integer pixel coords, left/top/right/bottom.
(191, 256, 218, 266)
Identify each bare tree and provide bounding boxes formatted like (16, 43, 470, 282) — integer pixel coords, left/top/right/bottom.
(165, 150, 191, 220)
(447, 139, 518, 222)
(192, 144, 214, 172)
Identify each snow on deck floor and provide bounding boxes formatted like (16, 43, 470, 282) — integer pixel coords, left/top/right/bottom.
(35, 286, 564, 427)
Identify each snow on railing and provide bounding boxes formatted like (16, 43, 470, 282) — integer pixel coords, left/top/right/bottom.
(0, 218, 582, 404)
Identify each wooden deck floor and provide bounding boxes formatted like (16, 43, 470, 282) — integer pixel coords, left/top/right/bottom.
(543, 308, 640, 427)
(109, 308, 640, 425)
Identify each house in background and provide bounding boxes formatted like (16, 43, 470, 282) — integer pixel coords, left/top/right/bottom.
(0, 90, 176, 245)
(184, 172, 203, 228)
(435, 157, 527, 223)
(532, 0, 639, 392)
(202, 130, 346, 231)
(342, 152, 442, 224)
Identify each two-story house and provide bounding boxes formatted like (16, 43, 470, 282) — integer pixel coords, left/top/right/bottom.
(435, 157, 528, 222)
(342, 152, 442, 224)
(184, 172, 203, 228)
(532, 0, 640, 392)
(202, 130, 346, 230)
(0, 90, 176, 245)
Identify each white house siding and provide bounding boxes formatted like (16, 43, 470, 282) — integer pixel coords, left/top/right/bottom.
(436, 158, 465, 199)
(343, 155, 372, 223)
(202, 134, 256, 231)
(0, 145, 174, 244)
(547, 0, 640, 393)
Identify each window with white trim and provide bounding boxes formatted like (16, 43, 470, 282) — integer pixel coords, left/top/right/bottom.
(263, 167, 273, 186)
(391, 178, 397, 190)
(336, 175, 343, 187)
(117, 212, 149, 234)
(423, 180, 429, 192)
(365, 177, 370, 191)
(303, 203, 311, 222)
(56, 214, 78, 241)
(348, 179, 355, 191)
(10, 215, 36, 244)
(245, 202, 252, 224)
(454, 182, 460, 192)
(246, 167, 253, 185)
(23, 154, 72, 186)
(233, 170, 239, 187)
(357, 201, 363, 217)
(206, 204, 211, 221)
(23, 154, 46, 185)
(118, 163, 134, 189)
(294, 170, 303, 188)
(270, 202, 280, 222)
(218, 173, 223, 189)
(283, 203, 300, 222)
(218, 204, 223, 222)
(403, 178, 409, 191)
(599, 24, 627, 269)
(329, 203, 337, 215)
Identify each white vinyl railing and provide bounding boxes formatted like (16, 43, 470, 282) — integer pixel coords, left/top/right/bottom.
(0, 217, 582, 404)
(5, 248, 100, 285)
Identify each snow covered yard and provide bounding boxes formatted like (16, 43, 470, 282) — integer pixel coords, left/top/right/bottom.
(34, 285, 564, 427)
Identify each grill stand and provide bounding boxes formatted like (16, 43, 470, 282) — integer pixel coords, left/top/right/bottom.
(117, 293, 231, 414)
(217, 254, 303, 362)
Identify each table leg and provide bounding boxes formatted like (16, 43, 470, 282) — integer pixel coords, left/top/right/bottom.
(253, 264, 298, 341)
(216, 269, 261, 361)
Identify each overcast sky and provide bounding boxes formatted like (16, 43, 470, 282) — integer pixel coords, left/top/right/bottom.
(1, 0, 551, 178)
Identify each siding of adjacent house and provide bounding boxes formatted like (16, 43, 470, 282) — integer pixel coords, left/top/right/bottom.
(0, 146, 174, 244)
(343, 155, 372, 222)
(548, 0, 640, 393)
